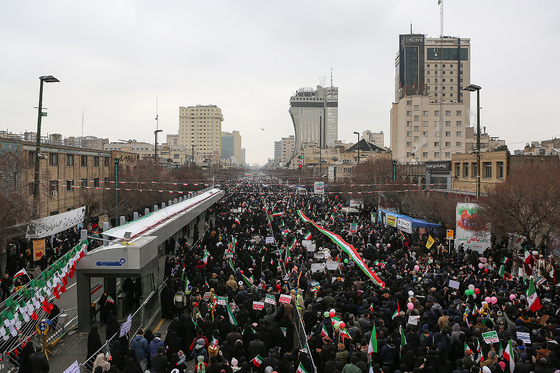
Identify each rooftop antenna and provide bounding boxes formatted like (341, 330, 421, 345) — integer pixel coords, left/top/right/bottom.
(410, 23, 413, 34)
(438, 0, 443, 37)
(330, 69, 333, 87)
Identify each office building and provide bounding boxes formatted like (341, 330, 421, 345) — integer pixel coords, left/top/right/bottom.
(289, 85, 338, 152)
(179, 105, 223, 156)
(390, 34, 473, 162)
(221, 131, 242, 164)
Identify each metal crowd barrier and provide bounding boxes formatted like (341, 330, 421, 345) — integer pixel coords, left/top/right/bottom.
(79, 278, 168, 373)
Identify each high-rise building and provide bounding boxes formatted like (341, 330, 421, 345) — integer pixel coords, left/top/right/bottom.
(221, 130, 242, 164)
(390, 34, 473, 162)
(179, 105, 223, 157)
(280, 135, 295, 166)
(274, 141, 282, 161)
(289, 85, 338, 152)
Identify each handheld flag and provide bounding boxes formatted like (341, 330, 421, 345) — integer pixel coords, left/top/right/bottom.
(526, 277, 541, 312)
(251, 355, 263, 367)
(368, 324, 377, 354)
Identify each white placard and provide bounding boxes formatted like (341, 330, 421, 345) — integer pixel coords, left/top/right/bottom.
(311, 263, 325, 273)
(119, 314, 132, 338)
(448, 280, 460, 289)
(264, 294, 276, 305)
(302, 240, 313, 248)
(314, 252, 325, 259)
(266, 237, 275, 244)
(516, 331, 531, 345)
(326, 261, 340, 271)
(408, 316, 420, 325)
(279, 294, 292, 304)
(63, 361, 80, 373)
(217, 296, 227, 306)
(253, 301, 265, 311)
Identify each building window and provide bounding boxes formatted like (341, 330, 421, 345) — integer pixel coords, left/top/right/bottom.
(414, 136, 419, 141)
(406, 152, 411, 157)
(104, 177, 109, 183)
(457, 110, 462, 116)
(104, 157, 110, 166)
(80, 179, 87, 187)
(434, 152, 440, 157)
(407, 100, 412, 105)
(423, 121, 428, 127)
(445, 142, 451, 147)
(406, 110, 412, 116)
(49, 153, 58, 166)
(445, 121, 451, 126)
(434, 121, 440, 127)
(422, 152, 428, 157)
(67, 154, 74, 166)
(423, 132, 429, 137)
(484, 162, 492, 179)
(81, 155, 88, 166)
(49, 180, 58, 196)
(456, 142, 462, 146)
(67, 179, 74, 191)
(445, 152, 451, 157)
(434, 110, 440, 116)
(94, 178, 100, 188)
(456, 131, 462, 137)
(93, 156, 99, 167)
(472, 163, 478, 178)
(423, 111, 428, 116)
(497, 162, 504, 179)
(414, 115, 420, 121)
(434, 142, 440, 147)
(414, 105, 419, 110)
(445, 131, 451, 137)
(406, 131, 412, 137)
(464, 163, 469, 178)
(455, 163, 461, 177)
(414, 126, 419, 132)
(456, 121, 462, 126)
(445, 110, 451, 116)
(406, 121, 412, 127)
(406, 142, 412, 147)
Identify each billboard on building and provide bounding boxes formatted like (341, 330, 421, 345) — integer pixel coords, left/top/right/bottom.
(455, 203, 491, 253)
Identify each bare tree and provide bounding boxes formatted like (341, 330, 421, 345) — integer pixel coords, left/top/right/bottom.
(478, 163, 560, 247)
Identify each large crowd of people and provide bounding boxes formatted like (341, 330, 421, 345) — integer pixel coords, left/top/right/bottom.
(12, 178, 560, 373)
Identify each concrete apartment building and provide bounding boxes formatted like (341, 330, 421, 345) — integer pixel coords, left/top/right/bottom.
(280, 135, 295, 166)
(179, 105, 223, 158)
(289, 86, 338, 152)
(362, 130, 385, 148)
(390, 34, 475, 162)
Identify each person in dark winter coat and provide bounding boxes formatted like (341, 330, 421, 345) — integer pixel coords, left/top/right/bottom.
(28, 345, 49, 373)
(110, 340, 126, 371)
(105, 312, 120, 342)
(87, 326, 103, 361)
(18, 341, 35, 373)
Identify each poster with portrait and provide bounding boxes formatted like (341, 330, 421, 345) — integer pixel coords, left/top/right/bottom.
(456, 203, 491, 253)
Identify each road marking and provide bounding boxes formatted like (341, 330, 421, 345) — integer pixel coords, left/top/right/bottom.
(153, 318, 165, 333)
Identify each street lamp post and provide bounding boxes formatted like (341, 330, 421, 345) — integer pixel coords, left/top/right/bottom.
(191, 145, 196, 166)
(32, 75, 59, 219)
(353, 131, 360, 164)
(154, 129, 163, 165)
(463, 84, 482, 199)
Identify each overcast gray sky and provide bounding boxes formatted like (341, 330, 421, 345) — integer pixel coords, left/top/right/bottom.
(1, 1, 559, 165)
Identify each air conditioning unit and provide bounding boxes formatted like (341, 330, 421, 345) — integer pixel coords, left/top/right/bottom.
(50, 190, 58, 197)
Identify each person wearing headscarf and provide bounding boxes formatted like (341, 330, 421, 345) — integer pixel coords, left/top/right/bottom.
(17, 341, 35, 373)
(88, 326, 103, 361)
(124, 349, 143, 373)
(93, 353, 111, 372)
(110, 340, 126, 371)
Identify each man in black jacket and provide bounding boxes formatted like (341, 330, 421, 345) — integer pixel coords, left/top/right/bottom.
(152, 346, 168, 373)
(28, 345, 49, 373)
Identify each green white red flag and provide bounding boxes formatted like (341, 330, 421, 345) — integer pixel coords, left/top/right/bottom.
(297, 210, 384, 288)
(526, 277, 541, 312)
